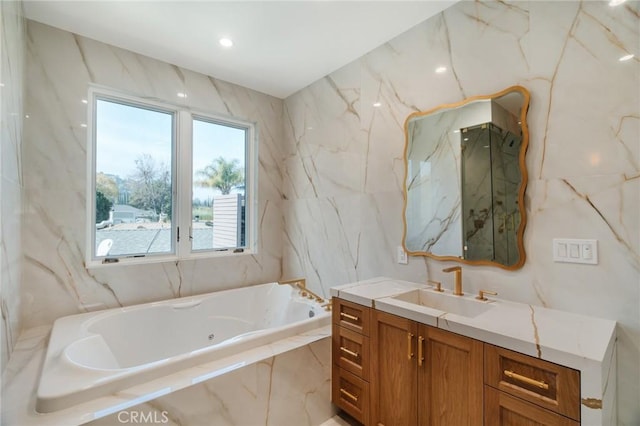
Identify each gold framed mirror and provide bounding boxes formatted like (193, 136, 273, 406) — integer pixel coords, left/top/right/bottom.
(402, 86, 530, 270)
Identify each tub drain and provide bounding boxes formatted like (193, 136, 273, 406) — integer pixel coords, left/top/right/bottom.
(208, 333, 215, 340)
(308, 310, 315, 318)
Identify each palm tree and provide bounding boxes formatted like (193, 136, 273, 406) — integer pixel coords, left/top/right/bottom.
(195, 157, 244, 195)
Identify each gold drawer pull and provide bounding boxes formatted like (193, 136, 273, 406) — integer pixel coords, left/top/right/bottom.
(340, 388, 359, 403)
(340, 346, 359, 358)
(340, 312, 359, 322)
(504, 369, 549, 390)
(407, 332, 414, 360)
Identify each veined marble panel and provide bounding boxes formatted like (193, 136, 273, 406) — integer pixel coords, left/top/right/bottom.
(22, 21, 284, 328)
(0, 0, 24, 374)
(283, 1, 639, 423)
(1, 325, 332, 426)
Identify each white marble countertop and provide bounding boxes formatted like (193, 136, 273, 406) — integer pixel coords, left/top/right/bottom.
(331, 277, 618, 425)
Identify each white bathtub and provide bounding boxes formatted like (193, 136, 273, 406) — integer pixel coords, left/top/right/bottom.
(36, 282, 330, 413)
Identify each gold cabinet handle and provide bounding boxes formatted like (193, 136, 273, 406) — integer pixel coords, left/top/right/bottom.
(504, 370, 549, 390)
(407, 332, 414, 360)
(340, 388, 358, 403)
(418, 336, 425, 367)
(340, 346, 359, 358)
(340, 312, 359, 322)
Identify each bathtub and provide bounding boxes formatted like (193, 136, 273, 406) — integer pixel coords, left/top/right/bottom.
(36, 282, 330, 413)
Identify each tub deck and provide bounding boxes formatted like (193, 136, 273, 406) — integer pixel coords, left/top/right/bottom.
(3, 323, 331, 426)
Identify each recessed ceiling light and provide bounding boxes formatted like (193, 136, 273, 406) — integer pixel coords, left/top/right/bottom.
(619, 53, 634, 62)
(219, 37, 233, 48)
(80, 123, 87, 128)
(608, 0, 626, 6)
(373, 102, 382, 107)
(177, 92, 188, 98)
(453, 129, 460, 133)
(435, 66, 447, 73)
(24, 114, 29, 119)
(81, 99, 88, 104)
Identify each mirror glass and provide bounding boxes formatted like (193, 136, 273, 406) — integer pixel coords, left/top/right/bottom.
(403, 86, 530, 269)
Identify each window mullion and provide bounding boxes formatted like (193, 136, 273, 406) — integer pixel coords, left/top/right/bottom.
(176, 110, 193, 258)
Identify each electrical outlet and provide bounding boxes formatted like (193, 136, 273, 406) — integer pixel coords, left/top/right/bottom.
(397, 246, 408, 265)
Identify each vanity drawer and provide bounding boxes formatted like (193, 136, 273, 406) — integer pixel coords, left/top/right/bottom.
(485, 385, 579, 426)
(332, 298, 371, 336)
(484, 344, 580, 421)
(332, 324, 370, 381)
(332, 367, 370, 425)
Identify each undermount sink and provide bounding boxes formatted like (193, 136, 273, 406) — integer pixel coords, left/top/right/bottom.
(391, 289, 494, 318)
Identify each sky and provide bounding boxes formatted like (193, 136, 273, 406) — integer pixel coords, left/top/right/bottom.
(95, 99, 246, 202)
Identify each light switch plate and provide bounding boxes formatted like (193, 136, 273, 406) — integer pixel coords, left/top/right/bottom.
(553, 239, 598, 265)
(397, 246, 408, 265)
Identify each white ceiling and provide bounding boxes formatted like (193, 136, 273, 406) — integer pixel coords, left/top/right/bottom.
(23, 1, 456, 99)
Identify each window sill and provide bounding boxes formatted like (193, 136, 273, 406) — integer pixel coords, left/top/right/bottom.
(85, 249, 256, 269)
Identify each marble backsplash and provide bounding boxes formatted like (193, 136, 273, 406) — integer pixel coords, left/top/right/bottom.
(0, 0, 24, 373)
(22, 21, 285, 327)
(282, 1, 639, 423)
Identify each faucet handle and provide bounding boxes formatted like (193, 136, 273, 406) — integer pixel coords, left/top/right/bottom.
(427, 280, 444, 292)
(476, 289, 498, 301)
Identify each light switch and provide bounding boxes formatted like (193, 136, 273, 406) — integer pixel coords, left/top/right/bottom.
(569, 244, 580, 258)
(557, 243, 567, 258)
(397, 246, 408, 265)
(553, 238, 598, 264)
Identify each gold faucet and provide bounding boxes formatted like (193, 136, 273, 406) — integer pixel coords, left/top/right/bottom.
(278, 278, 325, 303)
(427, 280, 444, 292)
(442, 266, 463, 296)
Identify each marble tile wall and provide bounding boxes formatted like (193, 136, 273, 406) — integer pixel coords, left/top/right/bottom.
(0, 0, 24, 373)
(86, 338, 332, 426)
(282, 1, 639, 423)
(22, 21, 284, 328)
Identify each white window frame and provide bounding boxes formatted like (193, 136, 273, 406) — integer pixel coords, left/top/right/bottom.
(86, 86, 258, 267)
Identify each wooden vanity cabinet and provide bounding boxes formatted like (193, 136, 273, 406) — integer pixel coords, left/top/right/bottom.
(331, 297, 582, 426)
(332, 298, 371, 425)
(370, 310, 483, 426)
(484, 344, 580, 425)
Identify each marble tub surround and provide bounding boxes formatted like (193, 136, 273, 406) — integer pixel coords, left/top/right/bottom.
(282, 1, 639, 422)
(0, 0, 24, 372)
(22, 20, 285, 329)
(333, 277, 617, 425)
(2, 323, 331, 426)
(37, 282, 330, 413)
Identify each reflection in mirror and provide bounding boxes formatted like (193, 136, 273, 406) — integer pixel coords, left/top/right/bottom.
(402, 86, 530, 270)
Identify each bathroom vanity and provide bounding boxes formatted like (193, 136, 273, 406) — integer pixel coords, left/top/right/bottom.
(330, 278, 616, 426)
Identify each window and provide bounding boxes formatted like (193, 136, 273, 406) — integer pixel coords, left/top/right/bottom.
(87, 88, 256, 265)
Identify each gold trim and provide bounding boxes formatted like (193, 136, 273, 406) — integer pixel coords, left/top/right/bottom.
(401, 85, 530, 271)
(504, 369, 549, 390)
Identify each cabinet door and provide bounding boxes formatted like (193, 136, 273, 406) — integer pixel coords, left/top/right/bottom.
(418, 325, 483, 426)
(485, 386, 579, 426)
(371, 310, 418, 426)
